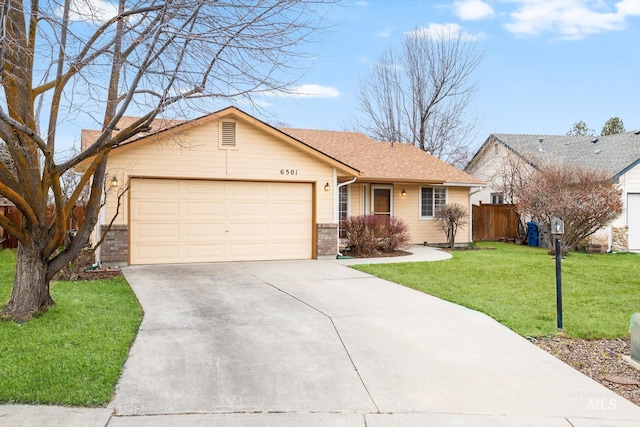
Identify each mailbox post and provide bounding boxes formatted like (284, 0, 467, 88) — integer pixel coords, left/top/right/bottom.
(551, 218, 564, 331)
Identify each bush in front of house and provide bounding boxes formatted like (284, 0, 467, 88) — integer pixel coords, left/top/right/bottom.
(434, 203, 468, 249)
(342, 215, 410, 257)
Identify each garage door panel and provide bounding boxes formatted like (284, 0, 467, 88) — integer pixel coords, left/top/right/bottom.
(272, 201, 312, 218)
(184, 181, 225, 199)
(185, 243, 226, 261)
(130, 179, 313, 264)
(133, 200, 180, 217)
(228, 182, 268, 200)
(133, 223, 180, 240)
(272, 242, 311, 258)
(133, 179, 180, 198)
(228, 243, 269, 259)
(230, 201, 268, 217)
(184, 222, 225, 239)
(132, 244, 181, 263)
(184, 201, 225, 217)
(228, 222, 268, 238)
(271, 183, 309, 198)
(271, 222, 309, 237)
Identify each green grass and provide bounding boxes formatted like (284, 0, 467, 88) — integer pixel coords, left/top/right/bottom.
(0, 249, 143, 406)
(353, 242, 640, 339)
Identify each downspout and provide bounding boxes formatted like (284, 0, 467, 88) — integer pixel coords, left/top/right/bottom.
(81, 170, 104, 267)
(336, 176, 357, 256)
(96, 187, 106, 266)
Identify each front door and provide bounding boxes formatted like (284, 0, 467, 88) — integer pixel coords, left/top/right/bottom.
(372, 186, 392, 216)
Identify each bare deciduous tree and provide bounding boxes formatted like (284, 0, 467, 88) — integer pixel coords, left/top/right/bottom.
(357, 25, 483, 168)
(490, 150, 534, 242)
(434, 203, 468, 248)
(0, 0, 335, 322)
(513, 164, 622, 253)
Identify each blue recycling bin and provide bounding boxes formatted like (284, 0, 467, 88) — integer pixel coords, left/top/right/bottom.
(526, 222, 539, 247)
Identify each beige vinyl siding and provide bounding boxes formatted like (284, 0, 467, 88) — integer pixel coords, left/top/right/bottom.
(103, 118, 336, 226)
(347, 183, 470, 245)
(348, 184, 362, 215)
(395, 185, 470, 244)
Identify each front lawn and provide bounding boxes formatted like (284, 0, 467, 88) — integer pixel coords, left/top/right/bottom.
(353, 242, 640, 339)
(0, 249, 142, 406)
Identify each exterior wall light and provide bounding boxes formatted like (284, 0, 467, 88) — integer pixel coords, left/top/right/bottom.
(110, 176, 119, 188)
(401, 189, 406, 197)
(324, 182, 330, 192)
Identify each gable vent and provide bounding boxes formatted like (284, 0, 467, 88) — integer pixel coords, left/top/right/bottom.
(221, 121, 236, 147)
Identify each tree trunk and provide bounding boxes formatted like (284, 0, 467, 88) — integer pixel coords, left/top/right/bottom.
(1, 239, 53, 323)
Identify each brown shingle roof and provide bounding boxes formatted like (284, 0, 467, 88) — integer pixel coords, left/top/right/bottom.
(81, 116, 186, 151)
(80, 107, 482, 185)
(279, 128, 483, 185)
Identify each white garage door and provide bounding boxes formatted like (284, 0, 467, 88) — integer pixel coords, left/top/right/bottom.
(130, 178, 313, 265)
(628, 193, 640, 251)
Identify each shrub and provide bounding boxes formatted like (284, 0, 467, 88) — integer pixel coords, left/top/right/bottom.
(434, 203, 468, 249)
(342, 215, 410, 256)
(513, 163, 622, 253)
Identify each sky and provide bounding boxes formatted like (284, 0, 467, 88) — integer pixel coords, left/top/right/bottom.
(240, 0, 640, 153)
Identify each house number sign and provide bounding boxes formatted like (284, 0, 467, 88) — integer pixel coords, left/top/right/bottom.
(280, 169, 298, 176)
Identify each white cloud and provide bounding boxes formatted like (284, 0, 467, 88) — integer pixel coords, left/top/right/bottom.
(616, 0, 640, 15)
(454, 0, 495, 20)
(376, 28, 392, 38)
(356, 1, 369, 6)
(406, 23, 486, 41)
(356, 56, 369, 64)
(504, 0, 640, 40)
(63, 0, 118, 22)
(265, 84, 340, 99)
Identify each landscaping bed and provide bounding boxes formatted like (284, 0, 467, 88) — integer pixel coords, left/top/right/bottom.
(54, 249, 122, 281)
(534, 337, 640, 406)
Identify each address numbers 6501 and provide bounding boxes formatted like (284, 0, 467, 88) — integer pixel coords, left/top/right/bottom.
(280, 169, 298, 176)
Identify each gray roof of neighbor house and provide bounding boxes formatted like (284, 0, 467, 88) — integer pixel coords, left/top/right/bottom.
(473, 131, 640, 179)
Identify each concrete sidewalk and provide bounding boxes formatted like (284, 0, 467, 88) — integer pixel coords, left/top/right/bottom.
(2, 247, 639, 426)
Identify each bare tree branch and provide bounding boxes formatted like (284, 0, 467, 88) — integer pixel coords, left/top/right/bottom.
(1, 0, 337, 322)
(358, 25, 483, 168)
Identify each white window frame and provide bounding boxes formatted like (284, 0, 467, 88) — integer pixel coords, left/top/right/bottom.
(362, 184, 368, 215)
(371, 184, 393, 216)
(419, 186, 447, 219)
(338, 184, 350, 238)
(491, 192, 505, 205)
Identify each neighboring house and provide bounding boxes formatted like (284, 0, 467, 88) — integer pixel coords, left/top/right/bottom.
(78, 106, 483, 265)
(465, 131, 640, 251)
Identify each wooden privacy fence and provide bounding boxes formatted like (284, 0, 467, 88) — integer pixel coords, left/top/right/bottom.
(472, 203, 519, 242)
(0, 205, 85, 249)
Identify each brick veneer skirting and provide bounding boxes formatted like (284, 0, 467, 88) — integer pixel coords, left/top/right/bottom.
(100, 224, 128, 264)
(316, 223, 338, 258)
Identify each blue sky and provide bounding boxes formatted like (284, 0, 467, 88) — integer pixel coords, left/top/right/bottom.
(245, 0, 640, 152)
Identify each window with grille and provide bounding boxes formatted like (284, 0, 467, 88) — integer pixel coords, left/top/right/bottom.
(338, 185, 349, 238)
(491, 193, 504, 204)
(420, 187, 447, 218)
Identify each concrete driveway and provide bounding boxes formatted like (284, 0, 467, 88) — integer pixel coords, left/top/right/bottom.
(92, 257, 640, 426)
